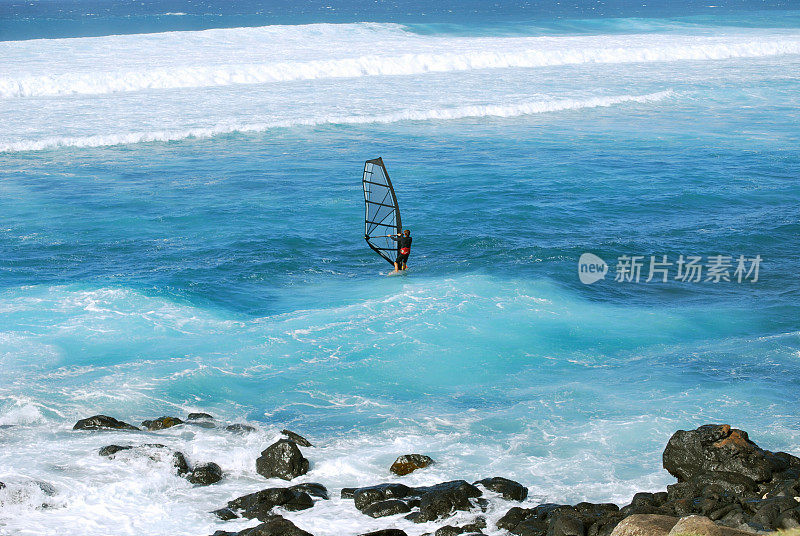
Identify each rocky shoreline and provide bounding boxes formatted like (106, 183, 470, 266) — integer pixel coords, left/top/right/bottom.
(66, 417, 800, 536)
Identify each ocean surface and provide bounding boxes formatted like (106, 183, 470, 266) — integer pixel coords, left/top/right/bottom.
(1, 1, 799, 534)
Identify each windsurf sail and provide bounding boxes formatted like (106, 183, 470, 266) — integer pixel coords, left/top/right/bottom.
(362, 157, 401, 265)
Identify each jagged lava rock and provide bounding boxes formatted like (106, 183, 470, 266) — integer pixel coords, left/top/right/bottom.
(363, 498, 412, 518)
(663, 424, 798, 483)
(353, 483, 413, 511)
(414, 480, 482, 523)
(474, 476, 528, 501)
(288, 482, 328, 500)
(221, 487, 314, 520)
(216, 514, 314, 536)
(73, 415, 139, 431)
(390, 454, 434, 475)
(98, 443, 189, 475)
(187, 462, 223, 485)
(226, 423, 257, 433)
(281, 429, 313, 447)
(255, 439, 309, 480)
(141, 416, 183, 430)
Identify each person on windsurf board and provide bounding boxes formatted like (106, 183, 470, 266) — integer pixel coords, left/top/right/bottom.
(362, 158, 412, 275)
(386, 229, 411, 272)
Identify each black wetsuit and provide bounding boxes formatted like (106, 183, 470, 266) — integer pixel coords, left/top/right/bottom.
(392, 235, 412, 265)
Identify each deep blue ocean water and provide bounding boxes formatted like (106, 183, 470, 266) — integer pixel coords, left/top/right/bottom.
(1, 1, 799, 534)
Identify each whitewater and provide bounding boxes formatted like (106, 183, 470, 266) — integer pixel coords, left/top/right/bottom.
(1, 4, 800, 536)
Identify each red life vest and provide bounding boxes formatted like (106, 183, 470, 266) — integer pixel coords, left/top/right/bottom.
(400, 247, 410, 255)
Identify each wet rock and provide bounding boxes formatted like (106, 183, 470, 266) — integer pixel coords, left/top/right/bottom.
(226, 423, 257, 434)
(281, 429, 313, 447)
(341, 487, 356, 499)
(609, 514, 680, 536)
(255, 439, 309, 481)
(414, 480, 482, 523)
(289, 482, 328, 500)
(390, 454, 434, 476)
(498, 506, 538, 530)
(357, 531, 408, 536)
(98, 444, 133, 457)
(98, 443, 189, 475)
(435, 517, 487, 536)
(141, 416, 183, 430)
(622, 493, 671, 517)
(235, 514, 314, 536)
(514, 517, 551, 536)
(0, 482, 5, 490)
(745, 496, 799, 530)
(353, 483, 413, 511)
(475, 477, 528, 501)
(187, 412, 214, 420)
(663, 425, 796, 483)
(173, 451, 190, 475)
(212, 507, 239, 520)
(225, 487, 314, 520)
(497, 504, 565, 536)
(549, 508, 586, 536)
(73, 415, 139, 431)
(576, 502, 622, 520)
(187, 462, 223, 485)
(588, 515, 626, 536)
(363, 498, 412, 518)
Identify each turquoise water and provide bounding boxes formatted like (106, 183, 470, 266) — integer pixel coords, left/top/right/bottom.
(1, 2, 799, 535)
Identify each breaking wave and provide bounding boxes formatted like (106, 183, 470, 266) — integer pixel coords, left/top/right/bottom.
(1, 39, 797, 99)
(0, 91, 672, 152)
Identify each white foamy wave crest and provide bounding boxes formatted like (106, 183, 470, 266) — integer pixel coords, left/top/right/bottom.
(0, 39, 796, 99)
(0, 91, 671, 152)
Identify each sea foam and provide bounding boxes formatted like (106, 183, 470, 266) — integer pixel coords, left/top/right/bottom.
(0, 91, 671, 152)
(1, 38, 798, 99)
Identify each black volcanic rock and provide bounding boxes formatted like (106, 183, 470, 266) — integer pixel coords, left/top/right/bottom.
(363, 498, 412, 518)
(289, 482, 328, 500)
(187, 412, 214, 420)
(74, 415, 139, 431)
(390, 454, 434, 476)
(141, 416, 183, 430)
(548, 507, 585, 536)
(353, 483, 413, 511)
(475, 477, 528, 501)
(255, 439, 309, 480)
(226, 423, 257, 433)
(281, 429, 313, 447)
(232, 515, 314, 536)
(188, 462, 223, 485)
(98, 443, 189, 475)
(224, 487, 314, 520)
(98, 444, 133, 457)
(414, 480, 482, 523)
(663, 424, 796, 483)
(435, 517, 487, 536)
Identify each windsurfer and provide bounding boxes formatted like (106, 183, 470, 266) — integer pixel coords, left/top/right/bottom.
(388, 229, 412, 271)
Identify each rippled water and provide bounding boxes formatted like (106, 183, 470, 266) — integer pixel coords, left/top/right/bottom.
(1, 1, 799, 535)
